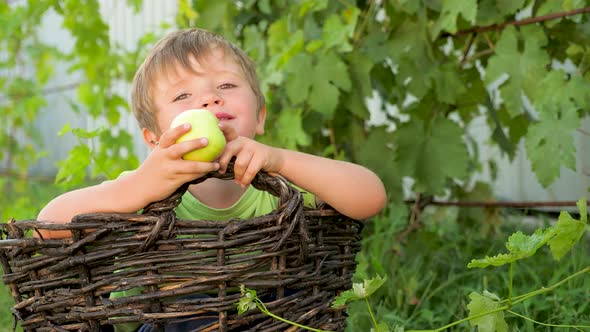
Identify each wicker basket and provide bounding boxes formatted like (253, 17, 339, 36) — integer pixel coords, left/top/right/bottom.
(0, 165, 363, 332)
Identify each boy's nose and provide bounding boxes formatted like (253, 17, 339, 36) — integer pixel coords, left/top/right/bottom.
(200, 93, 224, 108)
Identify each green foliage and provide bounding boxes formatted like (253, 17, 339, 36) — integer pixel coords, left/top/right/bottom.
(176, 0, 590, 197)
(332, 275, 387, 309)
(468, 198, 588, 268)
(0, 0, 146, 206)
(466, 291, 508, 332)
(3, 0, 589, 202)
(348, 200, 590, 331)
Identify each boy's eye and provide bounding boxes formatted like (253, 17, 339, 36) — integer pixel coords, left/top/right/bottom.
(173, 93, 190, 102)
(219, 83, 236, 89)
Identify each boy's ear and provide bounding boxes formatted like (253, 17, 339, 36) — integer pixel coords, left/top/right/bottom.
(142, 128, 160, 149)
(255, 105, 267, 135)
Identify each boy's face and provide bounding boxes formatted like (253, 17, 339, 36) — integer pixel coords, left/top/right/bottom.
(145, 47, 265, 145)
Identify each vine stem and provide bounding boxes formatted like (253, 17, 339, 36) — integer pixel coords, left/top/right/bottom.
(423, 266, 590, 331)
(501, 266, 590, 305)
(366, 297, 380, 332)
(508, 262, 514, 307)
(254, 299, 333, 332)
(507, 310, 590, 330)
(446, 6, 590, 37)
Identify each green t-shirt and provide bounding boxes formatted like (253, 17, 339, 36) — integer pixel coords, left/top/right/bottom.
(175, 182, 316, 220)
(111, 174, 315, 332)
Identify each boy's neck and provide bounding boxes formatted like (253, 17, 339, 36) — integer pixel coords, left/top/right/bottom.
(187, 178, 248, 209)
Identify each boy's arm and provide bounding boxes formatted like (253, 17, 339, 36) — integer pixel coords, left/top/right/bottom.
(38, 124, 220, 238)
(37, 173, 154, 238)
(275, 149, 387, 220)
(217, 126, 387, 220)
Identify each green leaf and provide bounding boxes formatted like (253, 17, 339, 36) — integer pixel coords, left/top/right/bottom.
(548, 198, 588, 260)
(331, 275, 386, 309)
(267, 17, 289, 54)
(343, 52, 373, 118)
(55, 145, 91, 188)
(257, 0, 271, 15)
(485, 26, 550, 116)
(394, 117, 469, 194)
(536, 1, 563, 27)
(321, 8, 359, 52)
(276, 109, 311, 149)
(433, 63, 466, 104)
(431, 0, 477, 37)
(236, 285, 257, 315)
(468, 228, 555, 268)
(285, 53, 313, 105)
(495, 0, 527, 16)
(72, 127, 104, 139)
(356, 126, 402, 199)
(525, 72, 582, 187)
(58, 123, 71, 137)
(466, 291, 508, 332)
(297, 0, 328, 17)
(315, 51, 351, 92)
(309, 73, 340, 118)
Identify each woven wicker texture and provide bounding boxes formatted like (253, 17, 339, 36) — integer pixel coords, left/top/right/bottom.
(0, 164, 363, 332)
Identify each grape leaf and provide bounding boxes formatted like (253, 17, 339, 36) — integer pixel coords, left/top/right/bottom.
(431, 0, 477, 37)
(466, 291, 508, 332)
(485, 25, 549, 116)
(525, 111, 580, 187)
(308, 78, 339, 118)
(308, 52, 349, 117)
(322, 8, 359, 53)
(470, 198, 588, 267)
(394, 117, 469, 194)
(55, 145, 91, 188)
(495, 0, 526, 16)
(433, 63, 467, 104)
(267, 17, 289, 54)
(468, 228, 555, 268)
(315, 51, 351, 92)
(332, 275, 386, 309)
(548, 198, 588, 260)
(276, 109, 311, 149)
(343, 52, 373, 118)
(236, 285, 257, 315)
(525, 72, 581, 186)
(285, 53, 313, 105)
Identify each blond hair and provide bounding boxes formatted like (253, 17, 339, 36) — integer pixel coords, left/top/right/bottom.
(131, 28, 265, 133)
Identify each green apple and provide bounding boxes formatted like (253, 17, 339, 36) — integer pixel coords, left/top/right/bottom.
(170, 108, 227, 162)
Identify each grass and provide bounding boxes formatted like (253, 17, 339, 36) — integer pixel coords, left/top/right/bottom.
(346, 205, 590, 331)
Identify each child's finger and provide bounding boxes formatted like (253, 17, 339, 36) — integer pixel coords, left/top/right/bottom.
(240, 155, 264, 186)
(159, 123, 191, 148)
(233, 150, 254, 183)
(218, 122, 239, 141)
(216, 140, 242, 174)
(170, 138, 209, 160)
(177, 160, 220, 175)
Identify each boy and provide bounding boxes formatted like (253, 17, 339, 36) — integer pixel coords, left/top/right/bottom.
(39, 28, 387, 235)
(38, 28, 387, 331)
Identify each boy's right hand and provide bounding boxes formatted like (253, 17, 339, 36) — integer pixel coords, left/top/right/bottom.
(135, 123, 220, 205)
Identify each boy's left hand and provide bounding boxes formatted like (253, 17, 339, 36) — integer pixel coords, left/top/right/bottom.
(217, 123, 284, 187)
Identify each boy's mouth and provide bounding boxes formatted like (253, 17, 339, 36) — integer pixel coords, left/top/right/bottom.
(215, 112, 234, 121)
